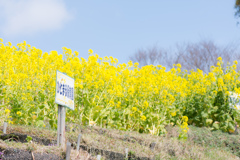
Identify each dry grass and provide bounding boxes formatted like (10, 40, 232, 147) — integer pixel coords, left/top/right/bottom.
(71, 149, 100, 160)
(0, 139, 98, 160)
(0, 122, 57, 140)
(0, 122, 240, 160)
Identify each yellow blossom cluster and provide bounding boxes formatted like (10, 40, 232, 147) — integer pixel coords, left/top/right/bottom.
(0, 39, 240, 135)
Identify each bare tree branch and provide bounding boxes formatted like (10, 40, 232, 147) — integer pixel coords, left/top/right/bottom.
(130, 40, 240, 72)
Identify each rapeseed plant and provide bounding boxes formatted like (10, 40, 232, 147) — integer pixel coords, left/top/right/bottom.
(0, 39, 240, 135)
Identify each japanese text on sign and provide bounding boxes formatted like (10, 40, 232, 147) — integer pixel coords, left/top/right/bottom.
(55, 70, 74, 110)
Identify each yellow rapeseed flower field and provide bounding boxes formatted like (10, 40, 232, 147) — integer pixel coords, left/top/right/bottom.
(0, 39, 240, 135)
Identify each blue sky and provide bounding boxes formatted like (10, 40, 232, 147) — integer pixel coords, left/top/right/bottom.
(0, 0, 239, 64)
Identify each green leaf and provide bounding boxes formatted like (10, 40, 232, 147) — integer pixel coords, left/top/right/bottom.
(49, 120, 54, 128)
(36, 120, 45, 127)
(201, 112, 208, 118)
(26, 136, 32, 143)
(206, 119, 213, 125)
(228, 122, 235, 130)
(213, 123, 219, 129)
(44, 103, 50, 109)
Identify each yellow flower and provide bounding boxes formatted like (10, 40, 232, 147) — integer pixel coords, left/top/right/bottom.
(233, 64, 237, 70)
(182, 116, 188, 122)
(74, 51, 79, 56)
(141, 115, 146, 121)
(128, 87, 135, 95)
(143, 101, 149, 109)
(17, 111, 22, 116)
(95, 95, 99, 99)
(177, 68, 181, 72)
(109, 100, 114, 106)
(134, 62, 139, 68)
(176, 63, 181, 68)
(5, 109, 11, 114)
(226, 91, 230, 96)
(217, 57, 222, 61)
(171, 112, 176, 117)
(182, 122, 188, 127)
(234, 60, 238, 65)
(8, 121, 13, 124)
(88, 49, 93, 55)
(117, 101, 121, 108)
(132, 107, 137, 112)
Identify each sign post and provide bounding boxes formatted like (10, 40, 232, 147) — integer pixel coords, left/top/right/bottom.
(55, 70, 74, 149)
(57, 105, 66, 148)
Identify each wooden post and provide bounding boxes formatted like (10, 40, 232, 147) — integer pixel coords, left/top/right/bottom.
(150, 142, 156, 151)
(77, 134, 82, 151)
(97, 155, 101, 160)
(66, 142, 71, 160)
(125, 148, 128, 159)
(57, 105, 66, 149)
(3, 122, 7, 134)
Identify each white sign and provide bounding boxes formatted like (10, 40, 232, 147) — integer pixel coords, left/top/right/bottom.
(229, 91, 240, 110)
(55, 70, 74, 110)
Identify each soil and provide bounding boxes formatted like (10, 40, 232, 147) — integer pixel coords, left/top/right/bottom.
(0, 148, 63, 160)
(0, 133, 56, 145)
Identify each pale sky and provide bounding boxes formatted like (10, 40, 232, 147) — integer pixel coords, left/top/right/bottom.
(0, 0, 239, 64)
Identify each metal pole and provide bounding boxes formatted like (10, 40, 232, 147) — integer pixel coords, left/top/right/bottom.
(66, 142, 71, 160)
(57, 105, 66, 149)
(77, 134, 82, 151)
(60, 106, 66, 149)
(3, 122, 7, 134)
(57, 105, 61, 146)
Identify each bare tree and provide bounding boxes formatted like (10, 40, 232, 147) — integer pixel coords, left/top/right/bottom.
(130, 46, 175, 68)
(130, 40, 240, 73)
(235, 0, 240, 19)
(175, 40, 240, 73)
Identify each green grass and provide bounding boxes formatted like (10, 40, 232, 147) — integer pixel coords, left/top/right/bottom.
(188, 125, 240, 157)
